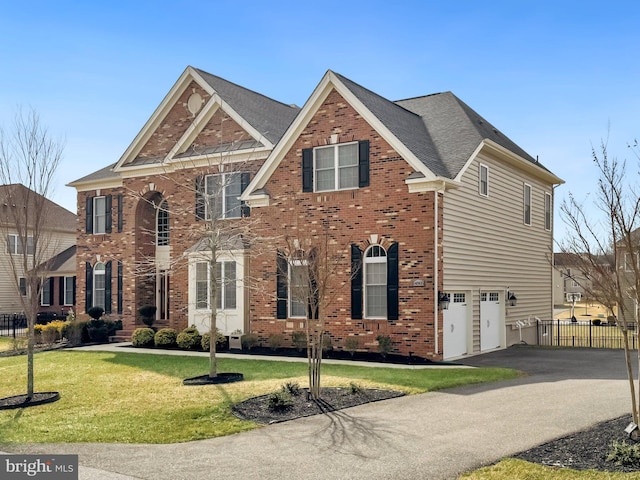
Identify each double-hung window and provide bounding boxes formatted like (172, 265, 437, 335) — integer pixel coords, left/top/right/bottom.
(93, 196, 107, 234)
(479, 164, 489, 196)
(544, 192, 552, 231)
(7, 234, 34, 255)
(205, 173, 243, 219)
(64, 276, 75, 306)
(93, 262, 106, 309)
(364, 245, 387, 318)
(289, 260, 308, 318)
(315, 142, 359, 191)
(41, 279, 51, 306)
(523, 183, 532, 226)
(195, 261, 237, 310)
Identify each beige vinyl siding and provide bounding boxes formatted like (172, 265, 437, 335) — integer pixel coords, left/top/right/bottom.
(0, 229, 75, 312)
(443, 152, 554, 352)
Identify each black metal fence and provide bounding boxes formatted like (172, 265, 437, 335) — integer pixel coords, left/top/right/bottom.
(0, 313, 27, 338)
(537, 319, 638, 350)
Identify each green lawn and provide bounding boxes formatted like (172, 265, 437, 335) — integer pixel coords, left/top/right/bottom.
(459, 458, 639, 480)
(0, 350, 518, 444)
(0, 336, 26, 352)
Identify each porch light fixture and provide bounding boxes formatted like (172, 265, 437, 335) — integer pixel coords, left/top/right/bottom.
(507, 290, 518, 307)
(438, 291, 450, 310)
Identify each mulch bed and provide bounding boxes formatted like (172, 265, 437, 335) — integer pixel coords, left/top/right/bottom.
(0, 392, 60, 410)
(233, 387, 405, 424)
(514, 414, 640, 473)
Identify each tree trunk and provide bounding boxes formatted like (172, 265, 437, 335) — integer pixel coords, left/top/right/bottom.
(27, 313, 34, 399)
(622, 329, 638, 424)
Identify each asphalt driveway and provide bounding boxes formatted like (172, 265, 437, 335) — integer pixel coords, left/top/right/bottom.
(2, 346, 635, 479)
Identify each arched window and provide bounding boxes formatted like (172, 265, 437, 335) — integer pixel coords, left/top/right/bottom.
(156, 200, 169, 246)
(93, 262, 106, 310)
(364, 245, 387, 318)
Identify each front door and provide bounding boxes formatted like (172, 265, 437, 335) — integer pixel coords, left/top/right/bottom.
(443, 292, 468, 359)
(480, 291, 501, 351)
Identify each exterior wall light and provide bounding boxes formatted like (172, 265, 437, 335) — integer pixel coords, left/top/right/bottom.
(507, 291, 518, 307)
(438, 291, 450, 310)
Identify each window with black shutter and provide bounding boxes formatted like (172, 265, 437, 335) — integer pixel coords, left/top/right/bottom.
(276, 251, 288, 319)
(302, 140, 370, 192)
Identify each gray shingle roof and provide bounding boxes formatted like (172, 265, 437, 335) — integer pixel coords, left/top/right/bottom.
(334, 71, 552, 179)
(68, 162, 119, 186)
(194, 68, 300, 146)
(0, 183, 77, 231)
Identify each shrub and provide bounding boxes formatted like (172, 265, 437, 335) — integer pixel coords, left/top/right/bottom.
(377, 335, 393, 358)
(42, 320, 65, 343)
(132, 328, 155, 348)
(322, 334, 333, 353)
(349, 382, 364, 395)
(268, 334, 284, 351)
(607, 441, 640, 467)
(592, 319, 602, 326)
(268, 390, 294, 411)
(33, 324, 45, 343)
(138, 305, 157, 328)
(344, 337, 360, 356)
(291, 331, 306, 351)
(86, 318, 121, 343)
(282, 382, 302, 396)
(608, 315, 617, 326)
(177, 326, 202, 350)
(87, 307, 104, 320)
(154, 328, 177, 348)
(201, 330, 226, 351)
(241, 333, 259, 350)
(61, 320, 89, 346)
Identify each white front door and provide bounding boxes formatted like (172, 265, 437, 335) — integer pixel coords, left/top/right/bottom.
(443, 292, 468, 359)
(480, 291, 501, 351)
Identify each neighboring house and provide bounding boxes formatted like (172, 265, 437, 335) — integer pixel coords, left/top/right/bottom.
(553, 252, 589, 307)
(0, 184, 77, 315)
(69, 66, 563, 360)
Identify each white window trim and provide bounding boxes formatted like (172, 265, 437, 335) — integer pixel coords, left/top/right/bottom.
(204, 172, 243, 220)
(156, 200, 170, 246)
(314, 141, 359, 193)
(93, 196, 106, 235)
(7, 234, 34, 255)
(192, 253, 241, 312)
(523, 183, 532, 226)
(93, 262, 106, 309)
(289, 259, 308, 319)
(63, 276, 74, 306)
(364, 245, 387, 320)
(544, 192, 552, 231)
(40, 280, 51, 306)
(479, 163, 489, 197)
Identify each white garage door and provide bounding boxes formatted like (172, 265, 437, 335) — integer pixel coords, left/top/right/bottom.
(480, 291, 501, 351)
(443, 292, 468, 359)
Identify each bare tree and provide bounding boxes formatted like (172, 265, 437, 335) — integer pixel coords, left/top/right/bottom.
(559, 138, 640, 429)
(0, 108, 64, 400)
(279, 220, 352, 400)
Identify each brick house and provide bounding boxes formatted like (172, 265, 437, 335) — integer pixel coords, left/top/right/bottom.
(69, 66, 562, 359)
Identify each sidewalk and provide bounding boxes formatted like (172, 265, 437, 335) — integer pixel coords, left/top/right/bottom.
(2, 347, 633, 479)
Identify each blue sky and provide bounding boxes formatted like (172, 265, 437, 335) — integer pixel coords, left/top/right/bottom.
(0, 1, 638, 241)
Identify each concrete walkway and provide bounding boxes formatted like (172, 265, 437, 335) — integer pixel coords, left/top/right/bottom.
(2, 346, 635, 479)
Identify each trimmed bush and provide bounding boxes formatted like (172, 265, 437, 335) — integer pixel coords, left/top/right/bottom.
(42, 321, 65, 343)
(268, 333, 284, 351)
(132, 328, 155, 347)
(86, 318, 121, 343)
(138, 305, 157, 328)
(241, 333, 259, 350)
(291, 331, 306, 352)
(344, 337, 360, 356)
(268, 390, 293, 411)
(201, 330, 226, 351)
(154, 328, 177, 348)
(377, 335, 393, 358)
(177, 326, 202, 350)
(61, 320, 90, 345)
(87, 307, 104, 320)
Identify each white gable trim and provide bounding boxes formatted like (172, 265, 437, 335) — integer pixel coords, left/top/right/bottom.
(454, 139, 564, 185)
(242, 70, 437, 203)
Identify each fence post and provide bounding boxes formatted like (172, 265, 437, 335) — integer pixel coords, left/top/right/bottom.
(556, 319, 560, 346)
(589, 320, 592, 348)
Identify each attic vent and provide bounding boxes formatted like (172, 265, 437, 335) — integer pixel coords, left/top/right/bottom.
(187, 93, 203, 115)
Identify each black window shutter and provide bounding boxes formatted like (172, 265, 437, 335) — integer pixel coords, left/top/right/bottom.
(86, 197, 93, 233)
(276, 251, 288, 319)
(72, 277, 76, 305)
(105, 195, 113, 233)
(85, 262, 93, 309)
(358, 140, 370, 187)
(387, 242, 399, 321)
(117, 261, 123, 314)
(351, 244, 363, 319)
(117, 194, 123, 232)
(59, 277, 64, 306)
(47, 277, 54, 306)
(195, 175, 205, 221)
(240, 172, 250, 217)
(302, 148, 314, 192)
(105, 261, 112, 314)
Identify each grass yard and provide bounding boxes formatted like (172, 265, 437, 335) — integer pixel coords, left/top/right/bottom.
(458, 458, 640, 479)
(0, 350, 518, 444)
(0, 336, 26, 352)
